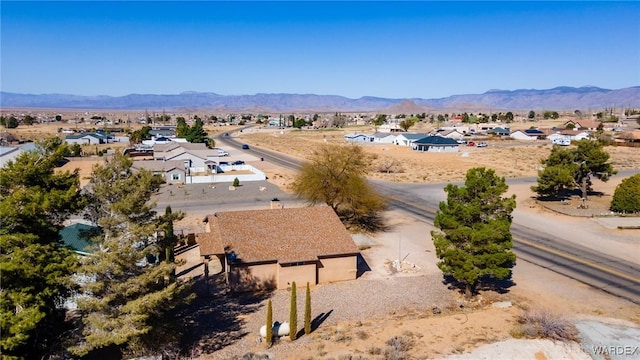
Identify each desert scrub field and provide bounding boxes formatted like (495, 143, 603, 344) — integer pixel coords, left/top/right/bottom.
(238, 129, 639, 184)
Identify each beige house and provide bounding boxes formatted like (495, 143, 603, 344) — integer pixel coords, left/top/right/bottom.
(197, 206, 359, 291)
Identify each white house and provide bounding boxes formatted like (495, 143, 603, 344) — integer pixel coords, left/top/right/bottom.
(371, 132, 397, 144)
(510, 130, 538, 141)
(344, 133, 373, 142)
(412, 136, 460, 153)
(393, 133, 429, 146)
(65, 132, 111, 145)
(435, 129, 466, 140)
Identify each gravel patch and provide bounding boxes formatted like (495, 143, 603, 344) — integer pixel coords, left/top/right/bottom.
(211, 274, 455, 358)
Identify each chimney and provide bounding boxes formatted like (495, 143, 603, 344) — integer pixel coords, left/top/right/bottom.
(270, 198, 283, 209)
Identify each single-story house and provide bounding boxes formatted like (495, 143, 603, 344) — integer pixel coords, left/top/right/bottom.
(435, 129, 466, 140)
(555, 130, 590, 141)
(197, 206, 360, 291)
(412, 136, 460, 152)
(615, 130, 640, 143)
(510, 128, 549, 141)
(344, 133, 373, 142)
(487, 127, 510, 136)
(153, 142, 220, 169)
(564, 120, 601, 131)
(132, 159, 188, 184)
(65, 132, 110, 145)
(0, 143, 36, 168)
(371, 132, 397, 144)
(394, 133, 429, 146)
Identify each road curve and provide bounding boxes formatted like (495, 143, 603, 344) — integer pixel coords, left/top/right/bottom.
(218, 131, 640, 304)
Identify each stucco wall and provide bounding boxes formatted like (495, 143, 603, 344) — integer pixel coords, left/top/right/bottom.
(229, 262, 277, 291)
(318, 255, 357, 284)
(278, 263, 316, 289)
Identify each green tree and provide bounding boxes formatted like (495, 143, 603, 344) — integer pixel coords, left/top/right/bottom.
(289, 282, 297, 341)
(175, 117, 189, 138)
(186, 118, 208, 143)
(23, 115, 36, 125)
(372, 114, 386, 131)
(71, 153, 188, 357)
(532, 140, 616, 201)
(129, 125, 152, 144)
(431, 167, 516, 298)
(0, 138, 84, 359)
(304, 283, 311, 335)
(5, 116, 18, 128)
(505, 112, 514, 123)
(399, 116, 417, 132)
(159, 206, 184, 272)
(610, 174, 640, 213)
(528, 110, 536, 120)
(291, 144, 386, 232)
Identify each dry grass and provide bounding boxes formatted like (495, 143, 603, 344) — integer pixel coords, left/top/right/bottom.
(511, 308, 579, 342)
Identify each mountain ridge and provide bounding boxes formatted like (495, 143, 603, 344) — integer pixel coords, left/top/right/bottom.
(1, 86, 638, 112)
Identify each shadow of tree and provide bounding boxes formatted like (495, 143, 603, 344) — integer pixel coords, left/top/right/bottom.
(177, 272, 274, 356)
(311, 309, 333, 332)
(441, 272, 515, 297)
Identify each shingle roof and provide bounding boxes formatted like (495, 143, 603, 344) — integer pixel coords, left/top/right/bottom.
(398, 133, 430, 140)
(132, 159, 185, 172)
(198, 206, 359, 263)
(413, 136, 459, 145)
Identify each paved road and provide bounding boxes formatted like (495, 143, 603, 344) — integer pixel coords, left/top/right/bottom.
(214, 130, 640, 304)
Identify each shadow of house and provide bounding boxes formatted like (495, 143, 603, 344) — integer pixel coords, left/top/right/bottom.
(196, 206, 360, 292)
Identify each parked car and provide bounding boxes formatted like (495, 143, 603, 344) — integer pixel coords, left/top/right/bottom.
(232, 160, 245, 165)
(476, 142, 488, 148)
(217, 149, 229, 156)
(467, 141, 476, 147)
(241, 144, 250, 149)
(219, 161, 229, 166)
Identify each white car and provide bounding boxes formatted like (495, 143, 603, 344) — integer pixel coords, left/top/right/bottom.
(217, 149, 229, 156)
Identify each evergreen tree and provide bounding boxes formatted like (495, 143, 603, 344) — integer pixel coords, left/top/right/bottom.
(432, 167, 516, 298)
(532, 140, 616, 200)
(266, 300, 273, 347)
(289, 282, 297, 341)
(610, 174, 640, 213)
(175, 117, 189, 138)
(186, 118, 208, 143)
(70, 153, 189, 357)
(304, 282, 311, 335)
(0, 138, 84, 359)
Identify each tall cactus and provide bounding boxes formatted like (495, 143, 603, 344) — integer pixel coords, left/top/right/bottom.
(266, 299, 273, 347)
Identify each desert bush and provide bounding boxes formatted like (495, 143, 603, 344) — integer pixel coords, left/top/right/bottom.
(233, 177, 240, 187)
(232, 353, 271, 360)
(513, 308, 578, 342)
(355, 330, 369, 340)
(384, 335, 415, 360)
(610, 174, 640, 213)
(367, 346, 383, 355)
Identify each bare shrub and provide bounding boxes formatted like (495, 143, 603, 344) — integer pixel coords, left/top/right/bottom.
(384, 335, 415, 360)
(356, 330, 369, 340)
(513, 308, 579, 342)
(368, 346, 383, 355)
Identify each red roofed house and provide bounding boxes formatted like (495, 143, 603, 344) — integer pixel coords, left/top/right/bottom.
(197, 206, 360, 291)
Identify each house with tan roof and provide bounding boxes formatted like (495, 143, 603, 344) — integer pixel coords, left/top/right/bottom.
(197, 206, 360, 291)
(564, 119, 601, 131)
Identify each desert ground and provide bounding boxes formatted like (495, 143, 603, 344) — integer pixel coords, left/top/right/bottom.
(16, 120, 640, 358)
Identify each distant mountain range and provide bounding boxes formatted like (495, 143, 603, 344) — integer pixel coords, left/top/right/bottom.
(1, 86, 638, 112)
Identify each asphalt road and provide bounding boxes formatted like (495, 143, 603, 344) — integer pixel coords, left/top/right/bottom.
(207, 130, 640, 304)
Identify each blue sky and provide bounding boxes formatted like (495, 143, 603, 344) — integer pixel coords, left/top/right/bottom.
(1, 1, 638, 99)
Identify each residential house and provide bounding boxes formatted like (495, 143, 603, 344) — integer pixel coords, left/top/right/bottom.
(435, 129, 466, 140)
(555, 130, 590, 141)
(65, 132, 111, 145)
(132, 159, 188, 185)
(371, 132, 397, 144)
(412, 136, 460, 152)
(393, 133, 429, 146)
(197, 206, 360, 291)
(153, 142, 219, 169)
(344, 133, 373, 142)
(616, 130, 640, 144)
(564, 120, 601, 131)
(510, 129, 547, 141)
(0, 143, 36, 167)
(487, 127, 510, 136)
